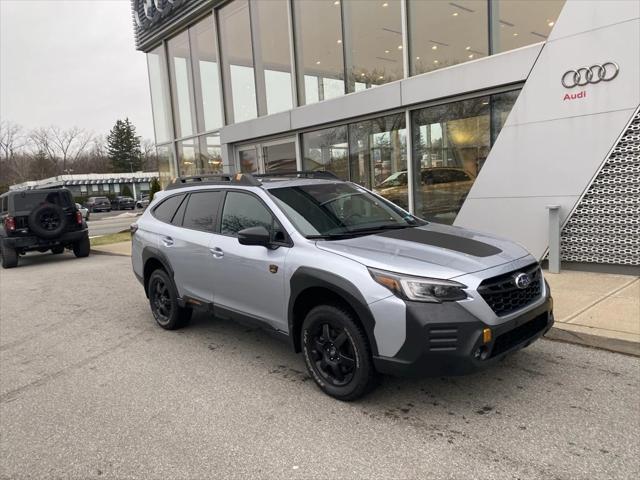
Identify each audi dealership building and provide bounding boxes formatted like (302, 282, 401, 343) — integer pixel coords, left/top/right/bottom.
(131, 0, 639, 272)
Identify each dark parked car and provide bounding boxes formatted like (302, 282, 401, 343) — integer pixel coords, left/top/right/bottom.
(111, 196, 135, 210)
(85, 196, 111, 212)
(0, 187, 90, 268)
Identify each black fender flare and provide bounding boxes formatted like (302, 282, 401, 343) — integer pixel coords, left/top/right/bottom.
(141, 246, 174, 296)
(288, 267, 379, 356)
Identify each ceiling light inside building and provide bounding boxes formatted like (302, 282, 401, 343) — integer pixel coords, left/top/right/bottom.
(378, 75, 384, 79)
(316, 60, 321, 65)
(385, 49, 390, 53)
(382, 2, 389, 7)
(337, 39, 342, 44)
(434, 60, 439, 64)
(416, 56, 420, 60)
(432, 45, 437, 50)
(548, 21, 555, 27)
(452, 12, 459, 16)
(397, 45, 403, 50)
(468, 54, 474, 58)
(334, 1, 339, 5)
(465, 46, 471, 50)
(513, 32, 519, 36)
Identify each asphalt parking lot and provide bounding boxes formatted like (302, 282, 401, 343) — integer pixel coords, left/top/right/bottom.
(1, 253, 639, 479)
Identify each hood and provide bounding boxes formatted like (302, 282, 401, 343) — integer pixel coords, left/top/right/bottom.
(315, 223, 531, 279)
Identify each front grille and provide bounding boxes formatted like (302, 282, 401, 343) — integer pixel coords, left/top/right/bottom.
(490, 313, 549, 358)
(478, 263, 542, 316)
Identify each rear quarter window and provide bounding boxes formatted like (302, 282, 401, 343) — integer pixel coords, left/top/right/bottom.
(152, 194, 186, 223)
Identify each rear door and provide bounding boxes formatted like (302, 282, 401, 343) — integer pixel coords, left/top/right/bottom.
(168, 190, 224, 303)
(210, 190, 291, 331)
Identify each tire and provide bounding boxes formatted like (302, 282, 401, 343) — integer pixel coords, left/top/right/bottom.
(72, 235, 90, 258)
(1, 244, 18, 268)
(28, 203, 67, 239)
(147, 269, 192, 330)
(51, 246, 64, 254)
(301, 304, 376, 401)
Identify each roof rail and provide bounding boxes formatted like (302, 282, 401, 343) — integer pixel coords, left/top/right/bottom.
(253, 170, 339, 180)
(165, 173, 261, 190)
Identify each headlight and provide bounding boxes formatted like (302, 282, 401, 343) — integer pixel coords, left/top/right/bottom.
(368, 268, 467, 303)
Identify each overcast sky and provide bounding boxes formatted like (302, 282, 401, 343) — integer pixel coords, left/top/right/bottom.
(0, 0, 154, 140)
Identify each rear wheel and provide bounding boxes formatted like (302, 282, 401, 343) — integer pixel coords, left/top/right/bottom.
(301, 304, 376, 401)
(72, 235, 90, 258)
(147, 269, 192, 330)
(51, 246, 64, 254)
(1, 244, 18, 268)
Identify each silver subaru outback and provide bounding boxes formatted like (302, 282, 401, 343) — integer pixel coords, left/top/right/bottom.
(131, 172, 553, 400)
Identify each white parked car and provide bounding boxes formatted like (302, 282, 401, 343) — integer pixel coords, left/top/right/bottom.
(75, 203, 90, 221)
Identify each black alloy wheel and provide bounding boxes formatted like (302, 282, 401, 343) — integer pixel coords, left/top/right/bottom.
(307, 322, 357, 387)
(40, 212, 61, 231)
(147, 269, 191, 330)
(302, 304, 376, 400)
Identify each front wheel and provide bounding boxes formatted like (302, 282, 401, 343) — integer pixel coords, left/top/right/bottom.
(301, 305, 376, 401)
(147, 269, 192, 330)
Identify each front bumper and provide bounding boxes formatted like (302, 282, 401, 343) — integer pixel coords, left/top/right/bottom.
(2, 229, 88, 250)
(373, 296, 553, 377)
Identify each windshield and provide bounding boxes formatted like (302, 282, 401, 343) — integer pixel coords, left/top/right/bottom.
(269, 182, 424, 238)
(378, 171, 407, 188)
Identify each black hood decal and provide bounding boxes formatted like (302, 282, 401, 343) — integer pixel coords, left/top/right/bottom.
(376, 228, 502, 257)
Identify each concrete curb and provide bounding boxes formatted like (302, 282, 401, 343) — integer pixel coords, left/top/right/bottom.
(545, 325, 640, 357)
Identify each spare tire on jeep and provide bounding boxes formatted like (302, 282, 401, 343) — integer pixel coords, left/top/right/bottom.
(28, 203, 67, 239)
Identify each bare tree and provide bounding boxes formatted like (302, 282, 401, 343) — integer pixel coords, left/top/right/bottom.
(0, 121, 27, 161)
(141, 138, 158, 171)
(29, 126, 93, 174)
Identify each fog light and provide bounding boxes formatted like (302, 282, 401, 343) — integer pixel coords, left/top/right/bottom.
(483, 328, 492, 344)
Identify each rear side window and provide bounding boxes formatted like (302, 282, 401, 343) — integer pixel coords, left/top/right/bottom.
(153, 194, 185, 223)
(221, 192, 275, 237)
(182, 191, 223, 232)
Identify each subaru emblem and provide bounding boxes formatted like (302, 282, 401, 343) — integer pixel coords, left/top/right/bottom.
(514, 273, 531, 289)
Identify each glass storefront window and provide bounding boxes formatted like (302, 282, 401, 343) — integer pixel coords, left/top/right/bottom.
(147, 47, 173, 143)
(167, 31, 196, 138)
(302, 126, 349, 180)
(490, 89, 520, 144)
(238, 146, 259, 174)
(409, 0, 488, 76)
(199, 134, 223, 174)
(189, 16, 223, 132)
(349, 114, 408, 209)
(219, 0, 258, 124)
(343, 0, 403, 91)
(294, 0, 345, 105)
(493, 0, 565, 53)
(251, 0, 293, 115)
(177, 138, 199, 177)
(156, 144, 176, 189)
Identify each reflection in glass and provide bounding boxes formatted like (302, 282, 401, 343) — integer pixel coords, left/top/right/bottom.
(177, 138, 199, 177)
(490, 90, 520, 144)
(239, 147, 259, 174)
(343, 0, 403, 91)
(294, 0, 345, 105)
(493, 0, 565, 53)
(157, 144, 177, 188)
(147, 47, 173, 143)
(412, 98, 490, 223)
(190, 16, 223, 132)
(167, 32, 196, 138)
(349, 114, 408, 209)
(219, 0, 257, 123)
(410, 0, 488, 76)
(251, 0, 293, 114)
(263, 141, 297, 173)
(302, 126, 349, 180)
(199, 134, 223, 174)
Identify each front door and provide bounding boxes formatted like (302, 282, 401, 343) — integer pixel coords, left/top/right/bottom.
(210, 190, 290, 331)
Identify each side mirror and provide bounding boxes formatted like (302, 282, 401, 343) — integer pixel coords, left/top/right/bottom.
(238, 226, 271, 248)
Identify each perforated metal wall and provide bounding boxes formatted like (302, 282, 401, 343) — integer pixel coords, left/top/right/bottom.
(561, 109, 640, 265)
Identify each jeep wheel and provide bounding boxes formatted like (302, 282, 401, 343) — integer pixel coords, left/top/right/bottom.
(28, 203, 67, 239)
(1, 245, 18, 268)
(72, 235, 90, 258)
(147, 269, 192, 330)
(302, 305, 376, 401)
(51, 246, 65, 254)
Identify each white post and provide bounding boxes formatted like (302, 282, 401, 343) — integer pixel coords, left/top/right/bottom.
(546, 205, 561, 273)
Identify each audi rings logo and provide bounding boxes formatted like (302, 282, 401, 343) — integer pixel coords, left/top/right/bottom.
(561, 62, 619, 89)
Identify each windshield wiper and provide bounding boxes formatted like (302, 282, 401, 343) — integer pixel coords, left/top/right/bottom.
(308, 223, 414, 240)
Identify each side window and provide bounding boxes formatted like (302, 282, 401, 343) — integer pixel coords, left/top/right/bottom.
(182, 191, 223, 232)
(171, 195, 188, 226)
(221, 192, 275, 237)
(153, 194, 185, 223)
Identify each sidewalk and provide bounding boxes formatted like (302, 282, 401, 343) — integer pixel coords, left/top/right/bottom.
(88, 241, 639, 356)
(544, 270, 640, 356)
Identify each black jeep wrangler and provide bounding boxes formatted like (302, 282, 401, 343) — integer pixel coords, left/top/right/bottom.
(0, 188, 90, 268)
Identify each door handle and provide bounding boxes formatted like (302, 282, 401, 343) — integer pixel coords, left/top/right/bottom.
(210, 247, 224, 258)
(162, 236, 174, 247)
